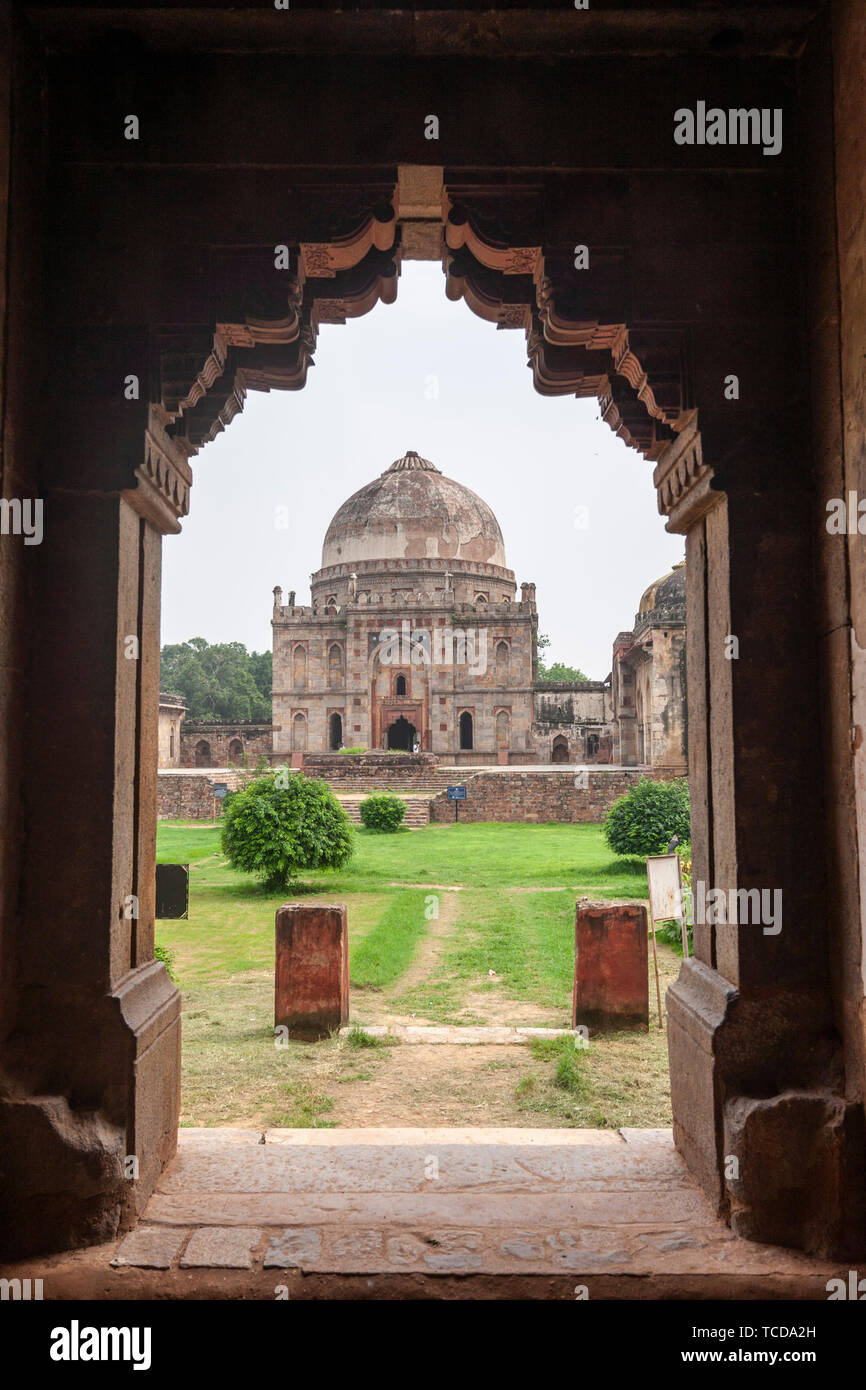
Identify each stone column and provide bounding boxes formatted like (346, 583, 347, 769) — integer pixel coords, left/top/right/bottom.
(0, 397, 188, 1258)
(660, 415, 866, 1258)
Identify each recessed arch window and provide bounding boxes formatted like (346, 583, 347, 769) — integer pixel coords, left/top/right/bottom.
(495, 709, 510, 748)
(395, 673, 407, 696)
(194, 739, 211, 767)
(228, 738, 244, 763)
(328, 643, 344, 688)
(459, 711, 474, 750)
(292, 712, 307, 752)
(495, 640, 510, 683)
(292, 645, 307, 689)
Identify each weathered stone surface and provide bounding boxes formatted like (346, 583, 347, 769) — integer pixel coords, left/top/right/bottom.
(180, 1227, 261, 1269)
(111, 1226, 189, 1269)
(275, 903, 348, 1040)
(263, 1229, 323, 1268)
(574, 901, 649, 1032)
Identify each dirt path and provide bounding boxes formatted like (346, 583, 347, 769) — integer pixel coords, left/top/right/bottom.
(363, 890, 461, 1027)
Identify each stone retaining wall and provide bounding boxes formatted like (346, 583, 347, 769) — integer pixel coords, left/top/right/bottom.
(158, 770, 245, 819)
(429, 767, 682, 824)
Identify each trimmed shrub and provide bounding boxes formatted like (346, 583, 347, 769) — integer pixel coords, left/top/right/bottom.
(359, 792, 407, 833)
(221, 771, 354, 889)
(604, 777, 690, 858)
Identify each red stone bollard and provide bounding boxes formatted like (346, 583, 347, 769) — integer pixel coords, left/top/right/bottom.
(275, 903, 349, 1040)
(573, 900, 648, 1032)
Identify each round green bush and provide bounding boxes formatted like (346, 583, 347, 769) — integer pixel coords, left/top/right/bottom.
(221, 771, 354, 889)
(359, 792, 407, 833)
(603, 777, 690, 858)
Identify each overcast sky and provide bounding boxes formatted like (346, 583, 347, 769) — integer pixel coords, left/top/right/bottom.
(161, 261, 684, 680)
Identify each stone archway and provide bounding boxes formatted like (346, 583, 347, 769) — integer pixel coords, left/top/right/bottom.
(4, 11, 865, 1265)
(551, 735, 569, 764)
(387, 716, 415, 751)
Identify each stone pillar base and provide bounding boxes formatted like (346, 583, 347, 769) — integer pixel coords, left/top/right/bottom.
(0, 961, 181, 1260)
(667, 958, 866, 1259)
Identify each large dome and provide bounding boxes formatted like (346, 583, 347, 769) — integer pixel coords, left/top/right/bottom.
(321, 451, 508, 569)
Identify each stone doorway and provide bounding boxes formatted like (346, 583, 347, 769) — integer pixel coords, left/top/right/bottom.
(329, 712, 343, 750)
(387, 716, 416, 751)
(2, 2, 865, 1273)
(551, 735, 569, 764)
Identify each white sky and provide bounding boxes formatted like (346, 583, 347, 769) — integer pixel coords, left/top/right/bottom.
(161, 261, 684, 679)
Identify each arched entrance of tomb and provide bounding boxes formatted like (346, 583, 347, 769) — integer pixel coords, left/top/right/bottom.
(387, 716, 415, 751)
(459, 711, 474, 750)
(7, 111, 865, 1267)
(551, 735, 569, 764)
(329, 712, 343, 750)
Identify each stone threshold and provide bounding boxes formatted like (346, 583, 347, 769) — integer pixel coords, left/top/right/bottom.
(1, 1128, 844, 1299)
(338, 1025, 578, 1044)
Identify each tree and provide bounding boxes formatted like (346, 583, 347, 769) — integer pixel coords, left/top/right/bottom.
(221, 772, 354, 889)
(535, 632, 589, 683)
(604, 777, 691, 858)
(160, 638, 272, 721)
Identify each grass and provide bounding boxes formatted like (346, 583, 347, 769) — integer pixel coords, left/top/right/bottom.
(155, 818, 675, 1128)
(350, 889, 431, 988)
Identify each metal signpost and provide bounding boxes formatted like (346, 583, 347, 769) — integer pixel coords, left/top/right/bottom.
(447, 784, 467, 822)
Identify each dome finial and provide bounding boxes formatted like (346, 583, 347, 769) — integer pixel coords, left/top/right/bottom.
(386, 450, 441, 474)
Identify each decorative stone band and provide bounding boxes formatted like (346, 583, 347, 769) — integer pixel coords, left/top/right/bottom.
(653, 411, 717, 533)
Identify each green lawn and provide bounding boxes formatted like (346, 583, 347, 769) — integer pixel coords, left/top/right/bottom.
(156, 819, 676, 1129)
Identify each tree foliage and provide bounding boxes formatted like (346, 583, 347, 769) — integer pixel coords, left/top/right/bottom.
(359, 792, 407, 833)
(160, 638, 272, 721)
(221, 772, 354, 888)
(535, 632, 589, 684)
(604, 777, 691, 858)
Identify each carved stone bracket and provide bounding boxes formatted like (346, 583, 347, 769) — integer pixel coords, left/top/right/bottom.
(299, 205, 397, 281)
(124, 411, 193, 534)
(653, 410, 717, 533)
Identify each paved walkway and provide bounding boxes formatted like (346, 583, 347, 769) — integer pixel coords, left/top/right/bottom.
(6, 1128, 843, 1298)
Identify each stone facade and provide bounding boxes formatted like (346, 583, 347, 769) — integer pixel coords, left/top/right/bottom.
(157, 693, 187, 768)
(610, 564, 687, 773)
(180, 723, 277, 768)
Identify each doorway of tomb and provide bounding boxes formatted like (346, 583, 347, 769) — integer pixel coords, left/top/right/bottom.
(387, 716, 415, 751)
(329, 712, 343, 750)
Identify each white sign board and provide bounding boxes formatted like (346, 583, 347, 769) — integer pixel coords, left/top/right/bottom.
(646, 853, 689, 959)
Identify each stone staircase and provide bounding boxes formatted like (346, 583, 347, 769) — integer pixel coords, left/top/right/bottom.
(336, 794, 433, 826)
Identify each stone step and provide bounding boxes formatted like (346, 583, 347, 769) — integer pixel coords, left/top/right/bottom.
(9, 1128, 840, 1297)
(337, 795, 431, 826)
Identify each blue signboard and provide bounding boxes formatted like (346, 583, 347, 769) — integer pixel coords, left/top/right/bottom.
(447, 785, 467, 800)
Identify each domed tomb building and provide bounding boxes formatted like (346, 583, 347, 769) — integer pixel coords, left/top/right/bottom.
(271, 451, 541, 761)
(609, 562, 687, 772)
(269, 450, 686, 770)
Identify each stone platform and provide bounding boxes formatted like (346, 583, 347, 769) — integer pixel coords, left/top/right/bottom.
(3, 1128, 843, 1299)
